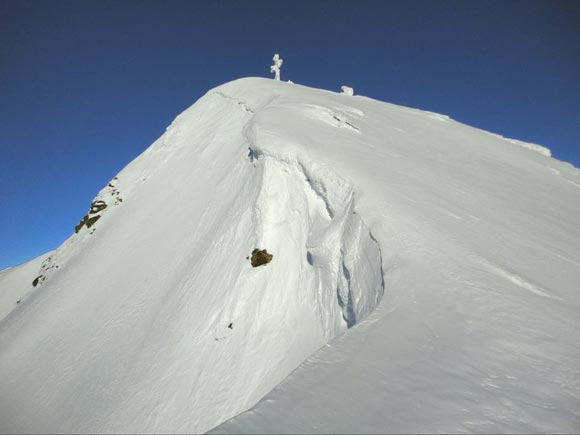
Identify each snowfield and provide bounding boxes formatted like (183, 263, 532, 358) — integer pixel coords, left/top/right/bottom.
(1, 78, 579, 433)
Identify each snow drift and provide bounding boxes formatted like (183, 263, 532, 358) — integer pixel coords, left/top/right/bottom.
(1, 78, 579, 434)
(0, 78, 384, 433)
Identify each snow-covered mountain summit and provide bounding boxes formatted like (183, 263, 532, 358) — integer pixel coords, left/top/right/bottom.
(1, 78, 579, 433)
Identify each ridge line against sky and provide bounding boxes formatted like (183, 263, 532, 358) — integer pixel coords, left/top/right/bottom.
(1, 0, 579, 269)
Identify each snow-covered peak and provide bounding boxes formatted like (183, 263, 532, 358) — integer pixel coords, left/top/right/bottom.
(1, 77, 579, 434)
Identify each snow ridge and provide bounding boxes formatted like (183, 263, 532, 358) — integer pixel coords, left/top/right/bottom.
(3, 77, 579, 434)
(0, 80, 386, 433)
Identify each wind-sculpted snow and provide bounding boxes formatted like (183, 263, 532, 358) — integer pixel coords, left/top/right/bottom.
(1, 78, 579, 434)
(212, 79, 580, 434)
(247, 147, 384, 337)
(0, 78, 384, 433)
(483, 131, 552, 157)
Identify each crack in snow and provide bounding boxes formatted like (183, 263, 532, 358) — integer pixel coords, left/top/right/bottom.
(211, 90, 256, 114)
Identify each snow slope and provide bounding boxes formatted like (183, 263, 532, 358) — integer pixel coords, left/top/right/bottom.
(0, 252, 52, 321)
(1, 78, 580, 433)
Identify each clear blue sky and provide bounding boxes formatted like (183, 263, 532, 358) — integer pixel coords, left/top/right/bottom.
(1, 0, 579, 269)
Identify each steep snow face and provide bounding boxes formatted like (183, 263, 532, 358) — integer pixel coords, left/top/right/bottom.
(249, 152, 384, 337)
(2, 77, 579, 434)
(0, 78, 383, 433)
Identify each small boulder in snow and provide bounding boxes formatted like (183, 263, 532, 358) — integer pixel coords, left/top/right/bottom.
(250, 249, 273, 267)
